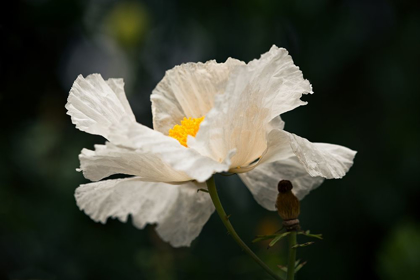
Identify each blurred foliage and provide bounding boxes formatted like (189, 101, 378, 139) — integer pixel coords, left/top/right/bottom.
(377, 221, 420, 280)
(1, 0, 420, 279)
(104, 1, 149, 50)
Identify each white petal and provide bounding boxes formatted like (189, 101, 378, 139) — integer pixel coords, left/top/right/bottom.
(259, 127, 356, 179)
(66, 74, 136, 138)
(108, 119, 235, 183)
(155, 182, 215, 247)
(268, 115, 285, 131)
(246, 45, 312, 117)
(257, 126, 294, 165)
(287, 133, 357, 179)
(190, 46, 311, 168)
(106, 78, 135, 117)
(75, 178, 215, 247)
(239, 157, 325, 210)
(151, 58, 244, 134)
(78, 142, 190, 183)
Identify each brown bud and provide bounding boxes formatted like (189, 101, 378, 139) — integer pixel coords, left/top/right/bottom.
(278, 180, 293, 193)
(276, 180, 300, 222)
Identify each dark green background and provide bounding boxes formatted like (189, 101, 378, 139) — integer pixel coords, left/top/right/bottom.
(2, 0, 420, 279)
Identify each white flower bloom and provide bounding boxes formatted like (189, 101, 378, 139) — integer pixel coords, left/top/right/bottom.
(66, 45, 356, 247)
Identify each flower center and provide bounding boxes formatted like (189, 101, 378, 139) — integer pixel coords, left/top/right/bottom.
(168, 116, 204, 147)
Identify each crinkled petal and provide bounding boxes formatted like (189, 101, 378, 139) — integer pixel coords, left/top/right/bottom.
(106, 78, 135, 117)
(246, 45, 312, 117)
(268, 115, 285, 131)
(66, 74, 136, 138)
(108, 118, 235, 183)
(78, 142, 190, 183)
(155, 182, 215, 247)
(190, 46, 312, 168)
(239, 157, 325, 210)
(151, 58, 244, 134)
(260, 129, 356, 179)
(75, 178, 215, 247)
(257, 126, 294, 165)
(287, 133, 357, 179)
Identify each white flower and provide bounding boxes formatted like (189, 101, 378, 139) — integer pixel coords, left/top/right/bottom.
(66, 45, 356, 247)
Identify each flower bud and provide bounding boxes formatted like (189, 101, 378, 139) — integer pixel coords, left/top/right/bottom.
(276, 180, 300, 231)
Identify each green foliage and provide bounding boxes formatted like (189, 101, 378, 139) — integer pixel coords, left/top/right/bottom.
(377, 221, 420, 280)
(298, 230, 323, 240)
(268, 232, 292, 248)
(253, 230, 321, 248)
(292, 242, 315, 249)
(277, 259, 307, 274)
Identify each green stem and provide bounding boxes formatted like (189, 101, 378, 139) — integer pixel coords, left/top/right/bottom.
(206, 176, 282, 280)
(287, 231, 297, 280)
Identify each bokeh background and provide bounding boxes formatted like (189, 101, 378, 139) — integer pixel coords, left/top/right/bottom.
(2, 0, 420, 279)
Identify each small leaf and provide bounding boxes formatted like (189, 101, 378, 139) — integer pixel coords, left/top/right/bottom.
(298, 230, 323, 240)
(292, 241, 315, 249)
(274, 267, 288, 279)
(274, 226, 284, 233)
(252, 234, 278, 243)
(295, 261, 307, 273)
(277, 264, 287, 272)
(277, 260, 305, 275)
(268, 232, 291, 247)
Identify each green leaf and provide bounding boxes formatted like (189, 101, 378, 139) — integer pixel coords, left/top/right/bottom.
(298, 230, 323, 240)
(292, 241, 315, 249)
(277, 264, 287, 272)
(295, 261, 307, 273)
(274, 265, 288, 279)
(268, 232, 292, 247)
(277, 260, 305, 275)
(252, 234, 278, 243)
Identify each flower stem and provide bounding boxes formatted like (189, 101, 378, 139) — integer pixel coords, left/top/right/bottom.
(206, 176, 283, 280)
(286, 231, 297, 280)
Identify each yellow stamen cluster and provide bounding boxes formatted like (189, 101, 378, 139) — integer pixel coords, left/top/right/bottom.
(168, 116, 205, 147)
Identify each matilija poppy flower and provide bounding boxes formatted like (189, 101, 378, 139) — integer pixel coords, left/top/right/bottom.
(66, 45, 356, 247)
